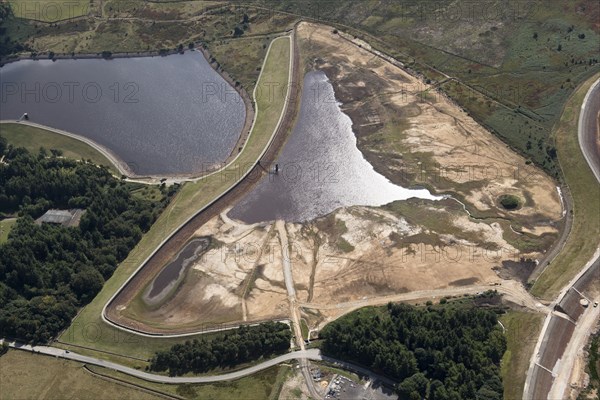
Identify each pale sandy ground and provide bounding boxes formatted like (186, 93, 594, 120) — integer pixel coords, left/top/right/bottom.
(136, 210, 288, 328)
(135, 201, 530, 329)
(291, 206, 516, 330)
(126, 23, 563, 332)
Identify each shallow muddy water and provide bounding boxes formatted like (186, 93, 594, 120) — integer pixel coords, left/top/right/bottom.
(230, 71, 442, 223)
(144, 237, 209, 305)
(0, 52, 245, 176)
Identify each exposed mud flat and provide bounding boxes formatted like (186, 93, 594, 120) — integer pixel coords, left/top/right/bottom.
(114, 23, 564, 333)
(142, 237, 210, 307)
(297, 22, 563, 233)
(494, 259, 538, 284)
(292, 204, 506, 308)
(124, 199, 514, 329)
(121, 211, 288, 329)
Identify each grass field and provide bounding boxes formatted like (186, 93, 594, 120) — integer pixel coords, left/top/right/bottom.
(0, 123, 119, 175)
(0, 218, 17, 243)
(0, 349, 287, 400)
(57, 36, 291, 361)
(531, 73, 600, 300)
(209, 37, 272, 91)
(86, 363, 288, 400)
(313, 362, 361, 383)
(8, 0, 93, 22)
(499, 311, 545, 400)
(0, 350, 161, 400)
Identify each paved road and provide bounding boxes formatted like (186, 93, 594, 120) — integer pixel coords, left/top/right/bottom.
(524, 254, 599, 399)
(0, 119, 130, 176)
(4, 341, 321, 383)
(548, 293, 600, 399)
(578, 78, 600, 184)
(523, 77, 600, 400)
(4, 341, 394, 391)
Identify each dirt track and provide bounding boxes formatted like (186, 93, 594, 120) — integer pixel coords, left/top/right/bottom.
(105, 29, 301, 334)
(300, 279, 548, 330)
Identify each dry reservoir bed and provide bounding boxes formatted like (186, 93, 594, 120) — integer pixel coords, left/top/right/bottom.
(113, 23, 563, 333)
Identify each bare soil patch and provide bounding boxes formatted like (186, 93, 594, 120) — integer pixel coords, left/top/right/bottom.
(109, 23, 563, 334)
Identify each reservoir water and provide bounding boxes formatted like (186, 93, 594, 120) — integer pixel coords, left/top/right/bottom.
(230, 71, 442, 223)
(0, 52, 246, 176)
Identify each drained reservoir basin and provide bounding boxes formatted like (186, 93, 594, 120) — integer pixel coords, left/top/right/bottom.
(143, 237, 210, 306)
(0, 52, 246, 176)
(230, 71, 442, 223)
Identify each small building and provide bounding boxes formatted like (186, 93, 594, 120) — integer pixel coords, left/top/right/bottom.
(36, 209, 85, 227)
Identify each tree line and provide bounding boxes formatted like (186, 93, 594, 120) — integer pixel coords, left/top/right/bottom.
(0, 139, 175, 343)
(0, 4, 30, 58)
(150, 322, 291, 376)
(320, 303, 506, 400)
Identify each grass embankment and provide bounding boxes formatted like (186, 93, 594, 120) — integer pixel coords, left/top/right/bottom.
(499, 312, 545, 400)
(300, 319, 309, 340)
(208, 37, 272, 90)
(0, 350, 161, 400)
(1, 123, 119, 175)
(8, 0, 92, 21)
(531, 73, 600, 300)
(57, 36, 291, 362)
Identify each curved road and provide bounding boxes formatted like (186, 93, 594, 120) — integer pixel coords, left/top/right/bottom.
(578, 78, 600, 184)
(0, 119, 131, 177)
(4, 341, 321, 383)
(523, 77, 600, 400)
(101, 32, 297, 337)
(3, 341, 395, 388)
